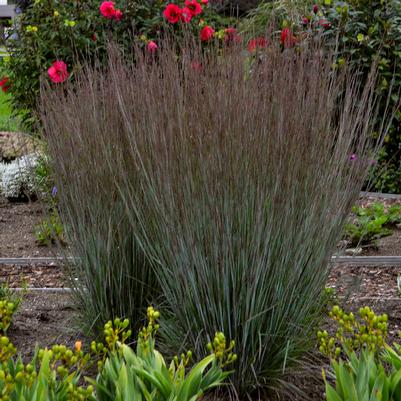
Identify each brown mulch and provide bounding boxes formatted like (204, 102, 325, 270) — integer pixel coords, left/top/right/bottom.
(0, 197, 62, 258)
(0, 264, 64, 288)
(7, 292, 84, 362)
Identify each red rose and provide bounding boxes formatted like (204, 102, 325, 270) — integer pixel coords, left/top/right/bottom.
(48, 60, 69, 83)
(247, 37, 266, 52)
(313, 4, 319, 13)
(200, 0, 208, 4)
(0, 77, 10, 93)
(181, 7, 192, 22)
(184, 0, 202, 16)
(200, 25, 214, 41)
(224, 27, 241, 44)
(114, 9, 123, 20)
(147, 41, 158, 52)
(163, 4, 182, 23)
(100, 1, 116, 19)
(280, 28, 297, 48)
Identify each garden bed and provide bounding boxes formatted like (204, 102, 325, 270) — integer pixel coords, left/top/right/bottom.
(2, 194, 401, 400)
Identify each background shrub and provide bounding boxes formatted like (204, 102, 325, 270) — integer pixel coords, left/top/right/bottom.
(6, 0, 232, 132)
(242, 0, 401, 193)
(41, 39, 380, 396)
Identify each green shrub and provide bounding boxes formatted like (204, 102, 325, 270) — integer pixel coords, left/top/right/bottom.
(6, 0, 232, 132)
(242, 0, 401, 193)
(41, 38, 380, 396)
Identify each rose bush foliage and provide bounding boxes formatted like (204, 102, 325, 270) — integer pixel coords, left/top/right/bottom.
(5, 0, 233, 132)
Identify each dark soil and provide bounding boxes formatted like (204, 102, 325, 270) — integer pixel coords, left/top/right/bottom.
(7, 292, 83, 362)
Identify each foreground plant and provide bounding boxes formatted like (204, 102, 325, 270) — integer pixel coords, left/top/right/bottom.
(320, 306, 401, 401)
(0, 285, 20, 335)
(0, 307, 234, 401)
(93, 307, 236, 401)
(41, 38, 381, 396)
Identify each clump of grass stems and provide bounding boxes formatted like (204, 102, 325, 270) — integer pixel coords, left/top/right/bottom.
(39, 59, 159, 335)
(41, 38, 382, 397)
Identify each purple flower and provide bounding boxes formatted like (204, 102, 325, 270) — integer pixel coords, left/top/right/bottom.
(52, 186, 58, 197)
(349, 154, 357, 161)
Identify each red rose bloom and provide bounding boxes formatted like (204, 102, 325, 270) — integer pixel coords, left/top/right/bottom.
(163, 4, 182, 23)
(0, 77, 10, 93)
(247, 37, 266, 52)
(200, 25, 214, 41)
(181, 7, 192, 22)
(184, 0, 202, 16)
(114, 9, 123, 20)
(147, 41, 158, 52)
(313, 4, 319, 13)
(280, 28, 297, 48)
(224, 27, 241, 44)
(48, 61, 69, 83)
(100, 1, 116, 19)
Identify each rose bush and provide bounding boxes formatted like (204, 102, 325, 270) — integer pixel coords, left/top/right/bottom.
(6, 0, 234, 132)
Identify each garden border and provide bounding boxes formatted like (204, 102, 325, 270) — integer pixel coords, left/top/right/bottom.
(2, 255, 401, 266)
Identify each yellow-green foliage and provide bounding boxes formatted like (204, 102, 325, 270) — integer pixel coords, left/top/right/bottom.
(318, 305, 388, 359)
(0, 286, 20, 335)
(0, 307, 235, 401)
(0, 301, 17, 335)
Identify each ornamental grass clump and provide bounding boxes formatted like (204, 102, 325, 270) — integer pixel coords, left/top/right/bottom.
(41, 38, 381, 396)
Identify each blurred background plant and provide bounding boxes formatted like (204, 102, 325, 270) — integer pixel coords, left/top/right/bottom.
(5, 0, 233, 132)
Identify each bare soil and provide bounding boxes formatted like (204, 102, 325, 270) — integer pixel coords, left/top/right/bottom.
(0, 197, 61, 258)
(8, 292, 83, 362)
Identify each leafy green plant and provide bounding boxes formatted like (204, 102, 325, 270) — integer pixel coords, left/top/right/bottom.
(343, 202, 401, 246)
(0, 284, 21, 335)
(92, 307, 236, 401)
(318, 305, 388, 359)
(35, 209, 65, 246)
(324, 348, 401, 401)
(319, 306, 401, 401)
(0, 307, 234, 401)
